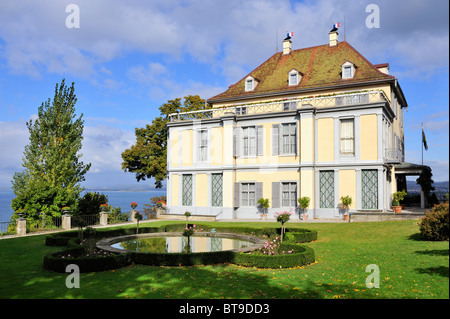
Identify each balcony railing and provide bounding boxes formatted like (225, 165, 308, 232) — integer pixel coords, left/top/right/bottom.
(168, 90, 389, 122)
(384, 148, 403, 163)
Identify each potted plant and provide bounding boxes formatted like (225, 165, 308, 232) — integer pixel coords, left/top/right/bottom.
(257, 198, 270, 220)
(61, 206, 71, 214)
(340, 195, 352, 221)
(392, 190, 407, 213)
(297, 196, 310, 220)
(100, 203, 108, 212)
(156, 200, 166, 209)
(131, 201, 138, 209)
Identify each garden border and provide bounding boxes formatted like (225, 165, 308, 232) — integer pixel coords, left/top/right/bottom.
(43, 223, 317, 272)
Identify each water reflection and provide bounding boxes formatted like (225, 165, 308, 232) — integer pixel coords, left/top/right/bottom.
(112, 236, 253, 253)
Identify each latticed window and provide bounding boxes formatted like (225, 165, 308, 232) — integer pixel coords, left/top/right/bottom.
(211, 173, 223, 207)
(362, 170, 378, 209)
(281, 182, 297, 207)
(241, 183, 256, 207)
(319, 171, 334, 208)
(340, 119, 354, 155)
(210, 237, 222, 252)
(182, 174, 193, 206)
(281, 123, 296, 154)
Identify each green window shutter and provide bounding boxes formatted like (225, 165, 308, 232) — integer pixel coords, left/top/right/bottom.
(272, 182, 280, 208)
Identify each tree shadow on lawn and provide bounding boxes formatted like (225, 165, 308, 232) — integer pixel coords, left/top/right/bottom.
(26, 264, 393, 299)
(415, 266, 449, 278)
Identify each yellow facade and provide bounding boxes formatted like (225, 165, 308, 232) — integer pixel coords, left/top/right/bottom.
(181, 129, 193, 166)
(300, 169, 314, 209)
(195, 174, 208, 207)
(318, 118, 334, 162)
(170, 130, 179, 167)
(339, 170, 356, 209)
(171, 174, 179, 207)
(211, 127, 223, 165)
(300, 117, 314, 163)
(360, 114, 378, 161)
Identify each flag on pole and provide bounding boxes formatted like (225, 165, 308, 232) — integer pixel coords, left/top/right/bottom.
(333, 22, 340, 28)
(286, 32, 294, 37)
(422, 125, 428, 151)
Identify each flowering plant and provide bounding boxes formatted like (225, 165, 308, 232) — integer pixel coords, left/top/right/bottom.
(156, 200, 166, 208)
(274, 211, 292, 242)
(131, 201, 138, 209)
(183, 225, 196, 237)
(255, 237, 294, 256)
(61, 206, 71, 212)
(274, 211, 292, 224)
(100, 203, 108, 212)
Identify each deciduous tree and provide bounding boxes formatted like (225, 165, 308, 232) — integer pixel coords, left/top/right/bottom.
(121, 95, 209, 188)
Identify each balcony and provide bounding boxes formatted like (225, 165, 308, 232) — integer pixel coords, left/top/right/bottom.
(168, 90, 389, 122)
(384, 148, 403, 163)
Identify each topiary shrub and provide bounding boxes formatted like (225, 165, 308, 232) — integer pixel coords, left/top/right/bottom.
(418, 203, 449, 241)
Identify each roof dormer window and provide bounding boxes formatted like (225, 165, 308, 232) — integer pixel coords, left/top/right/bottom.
(341, 61, 355, 79)
(245, 76, 256, 91)
(288, 69, 301, 86)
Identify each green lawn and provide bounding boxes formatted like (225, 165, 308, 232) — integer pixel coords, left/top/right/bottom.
(0, 220, 448, 299)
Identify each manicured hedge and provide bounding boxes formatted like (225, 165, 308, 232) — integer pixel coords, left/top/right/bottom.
(43, 222, 317, 271)
(129, 250, 235, 267)
(43, 237, 131, 273)
(233, 244, 315, 269)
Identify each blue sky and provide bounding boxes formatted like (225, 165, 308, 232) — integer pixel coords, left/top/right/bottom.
(0, 0, 448, 189)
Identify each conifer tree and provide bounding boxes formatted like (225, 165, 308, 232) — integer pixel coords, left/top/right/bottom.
(11, 79, 91, 220)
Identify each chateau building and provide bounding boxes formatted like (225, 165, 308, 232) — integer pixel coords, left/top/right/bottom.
(165, 28, 423, 220)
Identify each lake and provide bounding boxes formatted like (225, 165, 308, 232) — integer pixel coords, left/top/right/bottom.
(0, 189, 166, 222)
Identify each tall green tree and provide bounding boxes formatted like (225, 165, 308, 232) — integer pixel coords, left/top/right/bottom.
(11, 79, 91, 220)
(121, 95, 209, 188)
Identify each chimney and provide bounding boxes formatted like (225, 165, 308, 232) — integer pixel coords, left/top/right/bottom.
(329, 30, 338, 46)
(282, 37, 292, 55)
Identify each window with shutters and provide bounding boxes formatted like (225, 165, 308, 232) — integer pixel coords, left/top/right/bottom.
(182, 174, 193, 206)
(241, 183, 256, 207)
(340, 118, 354, 156)
(242, 126, 256, 156)
(234, 125, 263, 157)
(198, 129, 208, 162)
(211, 173, 223, 207)
(281, 123, 297, 155)
(319, 171, 334, 208)
(281, 182, 297, 207)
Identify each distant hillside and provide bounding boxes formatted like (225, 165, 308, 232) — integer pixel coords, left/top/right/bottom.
(407, 180, 449, 194)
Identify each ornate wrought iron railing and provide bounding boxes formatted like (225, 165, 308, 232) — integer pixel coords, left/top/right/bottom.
(168, 90, 390, 122)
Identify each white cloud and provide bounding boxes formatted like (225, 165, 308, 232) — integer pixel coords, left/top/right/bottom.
(82, 125, 135, 174)
(0, 0, 447, 82)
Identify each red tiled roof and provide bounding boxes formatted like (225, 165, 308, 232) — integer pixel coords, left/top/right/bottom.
(208, 41, 395, 103)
